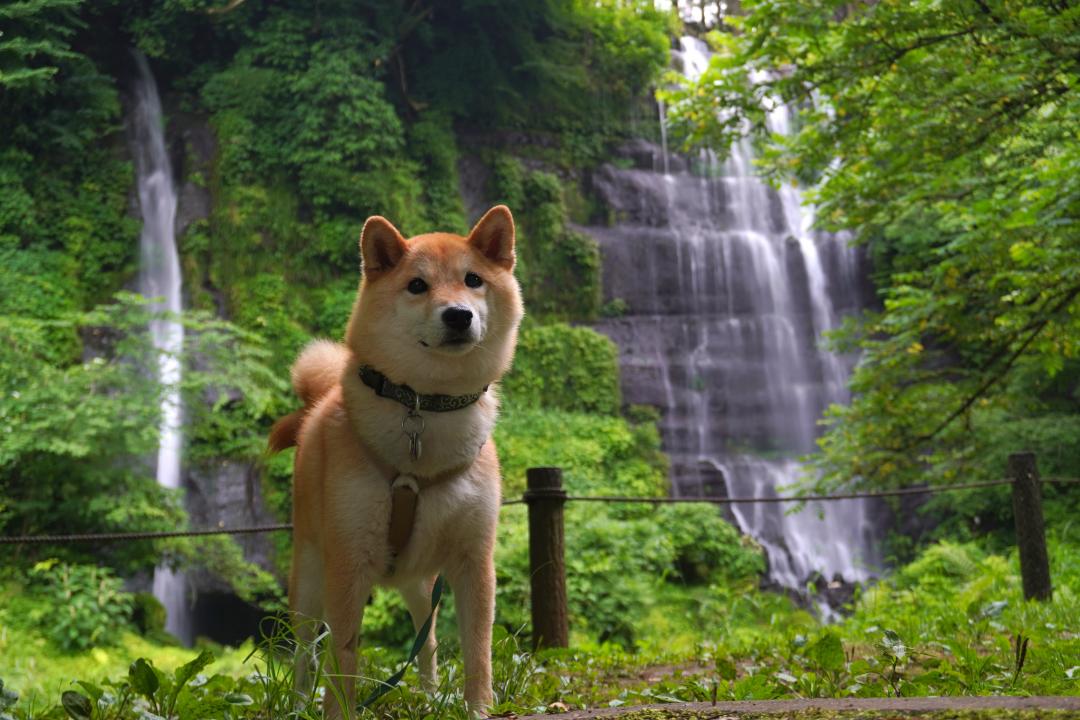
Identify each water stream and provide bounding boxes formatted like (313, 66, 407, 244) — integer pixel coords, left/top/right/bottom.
(131, 51, 191, 645)
(592, 37, 881, 592)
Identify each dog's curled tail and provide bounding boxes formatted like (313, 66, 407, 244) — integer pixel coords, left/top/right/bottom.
(267, 339, 351, 454)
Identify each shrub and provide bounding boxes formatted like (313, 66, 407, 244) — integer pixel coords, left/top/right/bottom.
(494, 407, 763, 647)
(502, 323, 621, 415)
(131, 591, 168, 639)
(30, 560, 133, 652)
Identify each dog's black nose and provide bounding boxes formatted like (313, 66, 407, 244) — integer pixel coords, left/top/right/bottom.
(442, 307, 473, 331)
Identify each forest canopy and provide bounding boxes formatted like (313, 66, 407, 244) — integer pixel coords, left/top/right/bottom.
(665, 0, 1080, 497)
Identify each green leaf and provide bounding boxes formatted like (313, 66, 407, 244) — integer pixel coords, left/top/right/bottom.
(223, 692, 254, 705)
(128, 658, 159, 699)
(60, 691, 92, 720)
(173, 650, 215, 689)
(880, 630, 907, 661)
(75, 681, 103, 704)
(808, 631, 845, 672)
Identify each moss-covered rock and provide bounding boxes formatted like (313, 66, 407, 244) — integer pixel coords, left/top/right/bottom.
(489, 155, 602, 321)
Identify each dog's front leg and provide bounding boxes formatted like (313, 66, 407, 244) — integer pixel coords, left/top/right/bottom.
(402, 576, 440, 693)
(447, 553, 495, 717)
(322, 565, 373, 720)
(290, 540, 325, 698)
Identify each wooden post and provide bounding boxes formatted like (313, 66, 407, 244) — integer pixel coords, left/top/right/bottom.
(524, 467, 569, 649)
(1009, 452, 1052, 601)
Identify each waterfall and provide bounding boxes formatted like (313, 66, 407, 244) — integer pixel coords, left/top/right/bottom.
(591, 36, 881, 593)
(131, 51, 191, 645)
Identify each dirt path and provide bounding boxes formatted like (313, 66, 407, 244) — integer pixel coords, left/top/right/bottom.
(517, 695, 1080, 719)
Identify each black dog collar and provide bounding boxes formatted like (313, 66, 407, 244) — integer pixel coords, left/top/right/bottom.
(358, 365, 487, 412)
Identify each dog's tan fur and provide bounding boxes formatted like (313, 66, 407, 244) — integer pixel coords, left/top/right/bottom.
(270, 206, 523, 718)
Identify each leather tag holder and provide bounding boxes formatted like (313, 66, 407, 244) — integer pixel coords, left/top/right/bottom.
(387, 475, 420, 572)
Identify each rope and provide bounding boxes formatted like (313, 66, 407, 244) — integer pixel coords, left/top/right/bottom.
(0, 524, 293, 545)
(568, 479, 1017, 505)
(356, 575, 443, 711)
(1, 479, 1076, 545)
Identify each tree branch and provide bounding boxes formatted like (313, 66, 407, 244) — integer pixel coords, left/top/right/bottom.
(914, 284, 1080, 445)
(206, 0, 247, 15)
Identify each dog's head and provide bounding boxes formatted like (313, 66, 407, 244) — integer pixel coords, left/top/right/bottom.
(345, 206, 524, 393)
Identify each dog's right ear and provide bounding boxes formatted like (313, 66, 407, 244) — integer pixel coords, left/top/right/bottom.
(360, 216, 407, 277)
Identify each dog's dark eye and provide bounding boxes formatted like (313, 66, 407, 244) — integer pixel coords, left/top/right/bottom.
(464, 272, 483, 288)
(407, 277, 428, 294)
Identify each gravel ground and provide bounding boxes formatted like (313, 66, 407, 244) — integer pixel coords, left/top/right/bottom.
(515, 695, 1080, 719)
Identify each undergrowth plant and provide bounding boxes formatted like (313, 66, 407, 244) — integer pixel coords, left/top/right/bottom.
(2, 533, 1078, 719)
(28, 561, 133, 653)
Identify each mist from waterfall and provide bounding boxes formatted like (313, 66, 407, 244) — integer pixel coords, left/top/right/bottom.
(592, 37, 881, 592)
(131, 50, 191, 645)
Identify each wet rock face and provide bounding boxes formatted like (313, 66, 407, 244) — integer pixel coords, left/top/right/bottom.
(172, 114, 215, 238)
(186, 460, 279, 583)
(589, 140, 866, 458)
(586, 130, 885, 590)
(185, 459, 281, 640)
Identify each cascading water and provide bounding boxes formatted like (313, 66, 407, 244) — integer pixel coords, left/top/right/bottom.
(591, 37, 881, 593)
(131, 51, 191, 645)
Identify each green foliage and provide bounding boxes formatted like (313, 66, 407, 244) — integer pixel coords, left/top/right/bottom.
(4, 531, 1079, 716)
(0, 147, 135, 312)
(402, 0, 671, 141)
(0, 295, 287, 598)
(173, 535, 284, 610)
(664, 1, 1080, 494)
(29, 560, 133, 652)
(0, 300, 177, 572)
(130, 593, 167, 640)
(0, 0, 81, 94)
(199, 4, 424, 228)
(407, 114, 468, 233)
(122, 650, 216, 719)
(494, 408, 761, 646)
(502, 323, 621, 415)
(496, 408, 667, 500)
(489, 157, 602, 320)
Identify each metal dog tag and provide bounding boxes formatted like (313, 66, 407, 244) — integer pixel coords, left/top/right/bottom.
(402, 400, 425, 461)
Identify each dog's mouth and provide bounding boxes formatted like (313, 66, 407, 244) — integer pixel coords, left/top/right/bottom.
(429, 330, 478, 353)
(417, 333, 478, 353)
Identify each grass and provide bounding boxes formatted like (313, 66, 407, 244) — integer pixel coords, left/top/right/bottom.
(0, 623, 253, 709)
(1, 537, 1079, 719)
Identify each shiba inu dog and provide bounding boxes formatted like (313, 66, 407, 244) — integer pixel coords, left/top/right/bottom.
(267, 206, 523, 718)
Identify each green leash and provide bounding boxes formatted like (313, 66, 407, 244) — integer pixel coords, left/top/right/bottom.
(356, 575, 444, 711)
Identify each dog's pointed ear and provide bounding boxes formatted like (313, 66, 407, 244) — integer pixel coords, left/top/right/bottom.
(467, 205, 515, 270)
(360, 216, 407, 277)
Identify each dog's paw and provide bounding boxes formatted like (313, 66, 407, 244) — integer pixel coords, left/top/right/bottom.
(464, 698, 492, 719)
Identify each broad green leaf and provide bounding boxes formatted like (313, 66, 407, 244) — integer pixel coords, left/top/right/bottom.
(808, 632, 845, 672)
(173, 650, 215, 688)
(128, 658, 159, 699)
(60, 691, 92, 720)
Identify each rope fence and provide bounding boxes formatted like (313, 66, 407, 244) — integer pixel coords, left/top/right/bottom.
(1, 453, 1074, 649)
(1, 477, 1077, 545)
(0, 525, 294, 545)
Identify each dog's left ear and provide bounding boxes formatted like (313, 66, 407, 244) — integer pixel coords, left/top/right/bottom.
(467, 205, 515, 270)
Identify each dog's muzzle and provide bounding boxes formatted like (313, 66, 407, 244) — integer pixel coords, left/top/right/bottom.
(440, 306, 475, 346)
